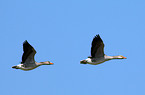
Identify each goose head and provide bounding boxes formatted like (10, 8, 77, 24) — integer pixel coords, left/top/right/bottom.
(80, 60, 88, 64)
(114, 55, 127, 59)
(39, 61, 54, 65)
(12, 66, 19, 69)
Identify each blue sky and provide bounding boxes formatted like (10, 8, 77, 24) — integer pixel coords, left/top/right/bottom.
(1, 0, 145, 95)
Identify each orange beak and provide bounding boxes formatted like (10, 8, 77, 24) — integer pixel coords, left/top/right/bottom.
(50, 62, 54, 65)
(123, 57, 127, 59)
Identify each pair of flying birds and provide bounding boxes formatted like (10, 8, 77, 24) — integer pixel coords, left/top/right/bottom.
(12, 34, 126, 71)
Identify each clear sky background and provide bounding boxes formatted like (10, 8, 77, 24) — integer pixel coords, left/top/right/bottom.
(1, 0, 145, 95)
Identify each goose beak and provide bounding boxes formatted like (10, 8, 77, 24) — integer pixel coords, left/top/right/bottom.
(49, 62, 54, 65)
(123, 57, 127, 59)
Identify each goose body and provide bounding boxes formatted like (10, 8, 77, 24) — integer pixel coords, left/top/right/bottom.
(12, 40, 53, 71)
(80, 34, 126, 65)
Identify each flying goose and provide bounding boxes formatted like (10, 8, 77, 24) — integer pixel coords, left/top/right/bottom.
(80, 34, 126, 65)
(12, 40, 53, 71)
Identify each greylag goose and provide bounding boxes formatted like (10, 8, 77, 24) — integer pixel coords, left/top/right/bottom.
(12, 40, 53, 71)
(80, 34, 126, 65)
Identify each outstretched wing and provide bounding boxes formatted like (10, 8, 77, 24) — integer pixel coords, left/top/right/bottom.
(91, 34, 105, 58)
(22, 40, 36, 63)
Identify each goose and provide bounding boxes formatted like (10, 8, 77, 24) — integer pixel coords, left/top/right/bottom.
(12, 40, 53, 71)
(80, 34, 126, 65)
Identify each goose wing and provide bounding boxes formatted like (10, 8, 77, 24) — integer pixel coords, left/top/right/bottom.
(22, 40, 36, 64)
(91, 34, 105, 58)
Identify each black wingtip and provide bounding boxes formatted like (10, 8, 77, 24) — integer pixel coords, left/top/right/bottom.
(23, 40, 28, 44)
(92, 34, 102, 41)
(23, 40, 31, 46)
(95, 34, 100, 38)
